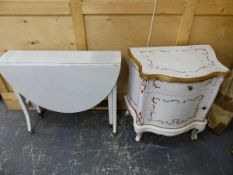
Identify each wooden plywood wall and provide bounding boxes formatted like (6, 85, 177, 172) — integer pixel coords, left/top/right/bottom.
(0, 0, 233, 109)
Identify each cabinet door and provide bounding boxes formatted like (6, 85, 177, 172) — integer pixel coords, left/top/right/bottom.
(144, 88, 212, 128)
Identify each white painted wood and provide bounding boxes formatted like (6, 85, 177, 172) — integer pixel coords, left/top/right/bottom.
(15, 92, 32, 132)
(0, 51, 120, 65)
(107, 84, 117, 133)
(126, 45, 229, 141)
(112, 85, 117, 134)
(0, 50, 121, 134)
(130, 45, 229, 78)
(125, 95, 207, 141)
(0, 51, 121, 113)
(32, 103, 41, 114)
(128, 62, 141, 106)
(135, 133, 142, 142)
(148, 78, 218, 94)
(191, 129, 199, 140)
(108, 90, 113, 125)
(1, 65, 120, 113)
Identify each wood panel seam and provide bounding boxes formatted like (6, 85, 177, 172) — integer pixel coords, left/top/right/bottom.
(176, 0, 198, 45)
(70, 0, 87, 50)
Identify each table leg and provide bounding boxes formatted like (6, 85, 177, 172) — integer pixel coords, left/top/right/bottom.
(112, 85, 117, 134)
(35, 105, 41, 114)
(31, 103, 41, 114)
(32, 102, 45, 119)
(108, 90, 113, 126)
(15, 93, 34, 134)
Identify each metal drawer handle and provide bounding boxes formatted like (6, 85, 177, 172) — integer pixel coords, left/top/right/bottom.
(202, 106, 207, 110)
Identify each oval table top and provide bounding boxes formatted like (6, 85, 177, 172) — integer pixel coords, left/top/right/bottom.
(0, 51, 121, 113)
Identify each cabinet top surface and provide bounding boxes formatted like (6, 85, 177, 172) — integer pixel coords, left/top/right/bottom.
(0, 50, 121, 65)
(129, 45, 229, 81)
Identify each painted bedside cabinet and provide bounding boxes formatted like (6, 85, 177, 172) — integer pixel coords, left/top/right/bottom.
(125, 45, 230, 141)
(0, 51, 121, 134)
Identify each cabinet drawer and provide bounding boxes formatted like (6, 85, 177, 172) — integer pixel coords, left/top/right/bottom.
(148, 78, 218, 94)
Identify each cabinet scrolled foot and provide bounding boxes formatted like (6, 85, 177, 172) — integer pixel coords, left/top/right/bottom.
(135, 133, 142, 142)
(191, 129, 199, 140)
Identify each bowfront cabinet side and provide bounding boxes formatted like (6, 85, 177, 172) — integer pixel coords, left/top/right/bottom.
(125, 45, 230, 141)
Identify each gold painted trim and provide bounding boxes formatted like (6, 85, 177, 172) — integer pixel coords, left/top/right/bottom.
(128, 49, 230, 83)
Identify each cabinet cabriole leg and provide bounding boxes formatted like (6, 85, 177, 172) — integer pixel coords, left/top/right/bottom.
(135, 133, 142, 142)
(191, 129, 199, 140)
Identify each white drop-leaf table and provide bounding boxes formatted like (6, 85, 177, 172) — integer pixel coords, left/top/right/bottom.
(125, 45, 230, 141)
(0, 51, 121, 134)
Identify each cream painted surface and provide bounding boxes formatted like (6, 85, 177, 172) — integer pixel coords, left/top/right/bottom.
(126, 45, 228, 141)
(130, 45, 229, 78)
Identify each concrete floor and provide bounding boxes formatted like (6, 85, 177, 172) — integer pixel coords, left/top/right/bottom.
(0, 101, 232, 175)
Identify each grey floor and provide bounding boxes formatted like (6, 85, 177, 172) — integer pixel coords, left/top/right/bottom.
(0, 101, 232, 175)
